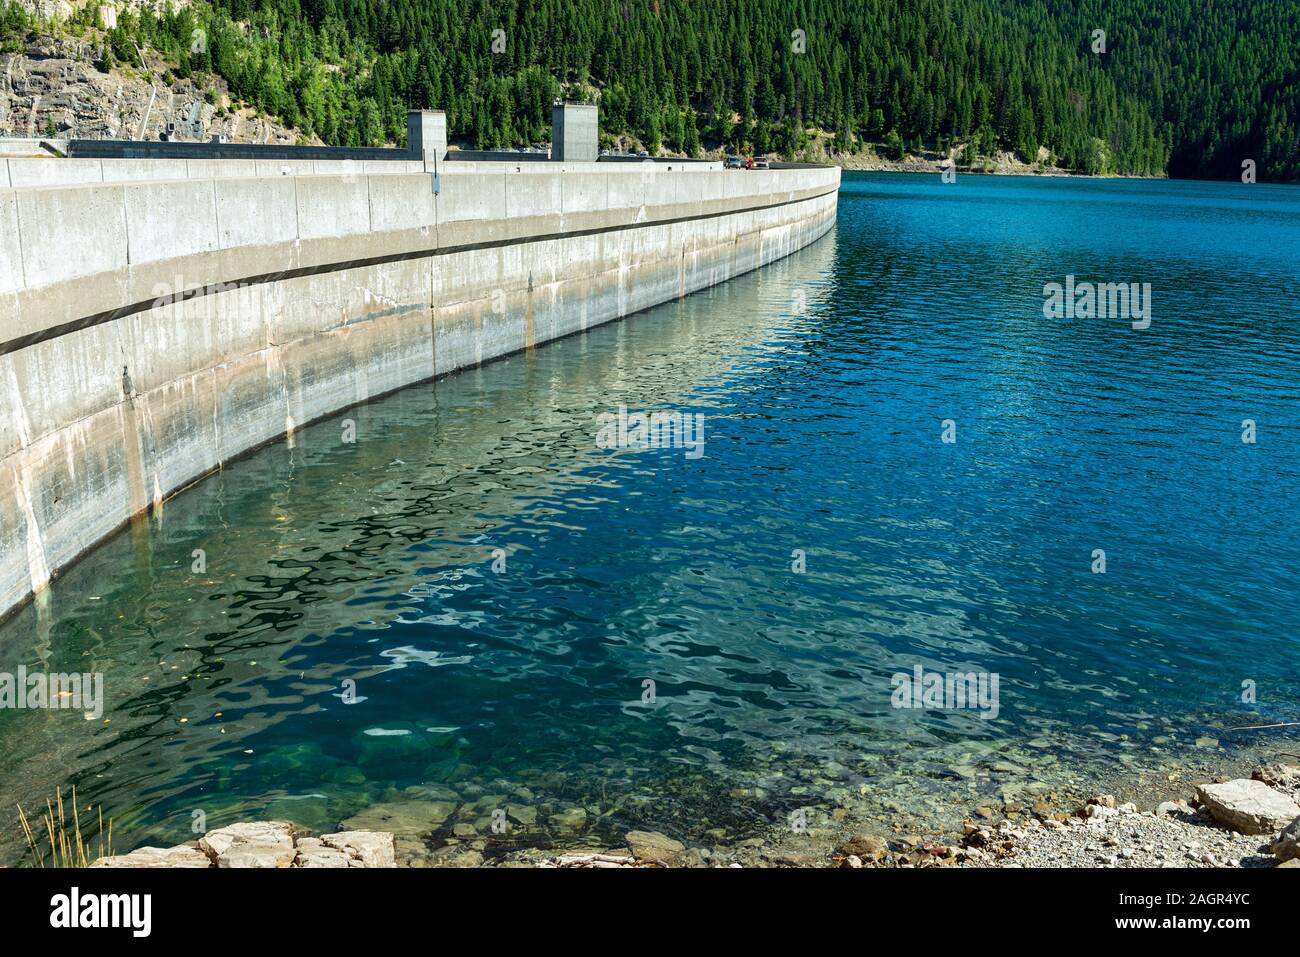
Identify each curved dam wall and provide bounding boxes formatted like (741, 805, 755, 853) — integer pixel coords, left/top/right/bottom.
(0, 159, 839, 621)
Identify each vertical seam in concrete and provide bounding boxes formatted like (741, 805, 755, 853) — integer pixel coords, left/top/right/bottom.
(365, 172, 374, 235)
(291, 173, 302, 251)
(428, 172, 438, 378)
(13, 181, 29, 290)
(211, 178, 221, 249)
(122, 184, 132, 265)
(431, 168, 443, 378)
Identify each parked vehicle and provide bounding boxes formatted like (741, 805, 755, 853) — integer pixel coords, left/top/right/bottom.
(753, 155, 771, 169)
(724, 155, 744, 169)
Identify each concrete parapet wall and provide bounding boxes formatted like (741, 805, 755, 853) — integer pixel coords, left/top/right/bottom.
(0, 161, 838, 620)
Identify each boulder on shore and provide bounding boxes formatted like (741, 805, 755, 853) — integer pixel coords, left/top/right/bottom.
(90, 845, 211, 868)
(199, 821, 297, 868)
(1194, 780, 1300, 835)
(320, 831, 396, 868)
(90, 824, 396, 868)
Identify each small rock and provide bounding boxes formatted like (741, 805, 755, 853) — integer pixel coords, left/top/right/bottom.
(838, 834, 889, 861)
(1272, 815, 1300, 862)
(1253, 764, 1300, 792)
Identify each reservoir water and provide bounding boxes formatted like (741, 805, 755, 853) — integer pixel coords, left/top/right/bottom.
(2, 173, 1297, 863)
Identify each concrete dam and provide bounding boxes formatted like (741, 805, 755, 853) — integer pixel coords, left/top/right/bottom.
(0, 113, 839, 623)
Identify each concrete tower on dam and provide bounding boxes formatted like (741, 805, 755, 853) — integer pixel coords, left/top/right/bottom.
(0, 107, 839, 622)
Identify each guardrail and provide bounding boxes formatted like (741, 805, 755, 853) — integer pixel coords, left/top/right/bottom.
(61, 139, 739, 166)
(67, 139, 416, 162)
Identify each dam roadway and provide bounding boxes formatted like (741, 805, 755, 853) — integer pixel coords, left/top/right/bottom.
(0, 147, 839, 622)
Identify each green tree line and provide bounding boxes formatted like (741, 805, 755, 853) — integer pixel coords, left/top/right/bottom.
(2, 0, 1297, 179)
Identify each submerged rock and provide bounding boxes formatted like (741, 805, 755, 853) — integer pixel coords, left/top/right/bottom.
(507, 804, 537, 827)
(549, 807, 588, 835)
(340, 799, 457, 838)
(1194, 780, 1300, 835)
(625, 830, 685, 865)
(340, 799, 457, 864)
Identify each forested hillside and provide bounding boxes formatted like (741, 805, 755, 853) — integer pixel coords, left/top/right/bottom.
(1020, 0, 1300, 180)
(2, 0, 1298, 180)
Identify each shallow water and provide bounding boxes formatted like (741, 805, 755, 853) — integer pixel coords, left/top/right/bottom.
(2, 173, 1298, 863)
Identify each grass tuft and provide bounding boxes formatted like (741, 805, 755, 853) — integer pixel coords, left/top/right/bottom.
(17, 786, 113, 868)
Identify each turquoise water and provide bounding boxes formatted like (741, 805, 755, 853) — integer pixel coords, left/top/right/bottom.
(2, 173, 1298, 862)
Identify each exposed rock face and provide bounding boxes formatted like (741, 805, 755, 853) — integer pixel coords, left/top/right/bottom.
(1194, 780, 1300, 835)
(14, 0, 75, 22)
(89, 844, 211, 868)
(0, 32, 308, 144)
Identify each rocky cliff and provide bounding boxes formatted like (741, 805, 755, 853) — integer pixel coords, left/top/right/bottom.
(0, 29, 308, 145)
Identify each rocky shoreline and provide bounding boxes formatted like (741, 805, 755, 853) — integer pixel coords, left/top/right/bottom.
(92, 821, 397, 868)
(83, 757, 1300, 869)
(835, 761, 1300, 870)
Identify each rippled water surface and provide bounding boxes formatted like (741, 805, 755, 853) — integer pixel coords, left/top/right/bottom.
(2, 173, 1298, 862)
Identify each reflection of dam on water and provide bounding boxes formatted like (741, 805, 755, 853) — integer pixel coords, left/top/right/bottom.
(0, 228, 839, 856)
